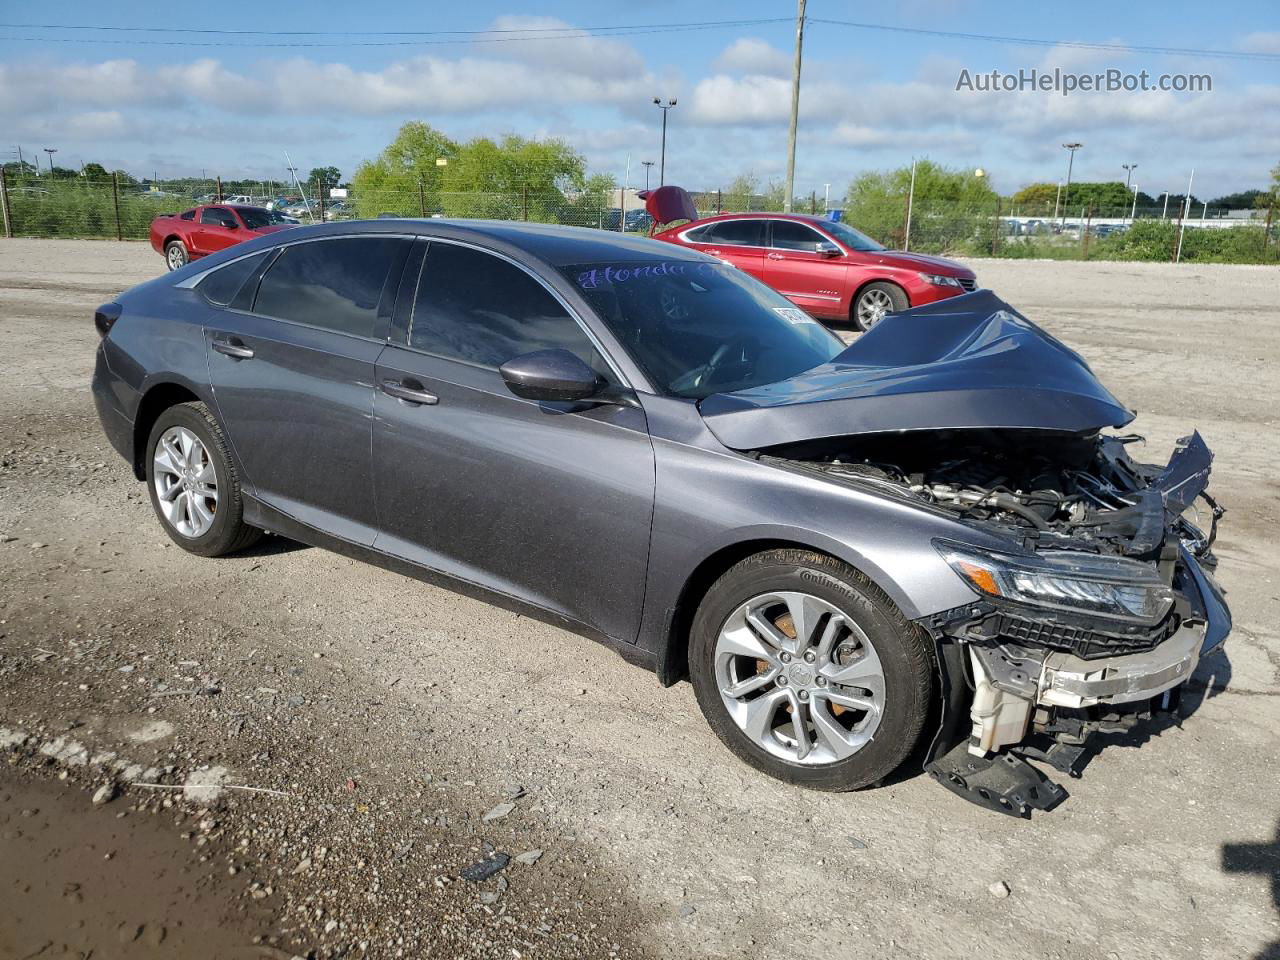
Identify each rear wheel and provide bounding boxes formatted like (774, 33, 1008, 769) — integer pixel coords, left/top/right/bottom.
(165, 241, 189, 272)
(145, 402, 261, 557)
(853, 282, 908, 331)
(689, 549, 934, 791)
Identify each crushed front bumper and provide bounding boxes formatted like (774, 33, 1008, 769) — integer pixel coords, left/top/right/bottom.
(924, 548, 1231, 817)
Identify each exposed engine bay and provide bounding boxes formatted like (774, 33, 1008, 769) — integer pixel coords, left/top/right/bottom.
(764, 428, 1230, 817)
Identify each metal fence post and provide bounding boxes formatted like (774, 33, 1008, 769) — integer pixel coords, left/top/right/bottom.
(216, 176, 223, 203)
(1263, 201, 1275, 257)
(315, 178, 325, 222)
(0, 167, 11, 239)
(810, 191, 816, 215)
(1082, 203, 1093, 259)
(991, 197, 1002, 256)
(716, 190, 722, 214)
(418, 177, 426, 217)
(111, 172, 123, 241)
(521, 184, 529, 221)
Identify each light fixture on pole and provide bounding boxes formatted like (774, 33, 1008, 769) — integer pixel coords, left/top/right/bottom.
(641, 160, 655, 191)
(1060, 142, 1082, 227)
(1121, 163, 1137, 190)
(652, 98, 676, 186)
(43, 147, 57, 176)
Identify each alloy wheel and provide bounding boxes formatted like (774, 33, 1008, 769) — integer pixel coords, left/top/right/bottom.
(714, 591, 885, 765)
(856, 288, 894, 328)
(152, 426, 218, 538)
(167, 245, 186, 270)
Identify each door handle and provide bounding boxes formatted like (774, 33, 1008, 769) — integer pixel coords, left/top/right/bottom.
(767, 252, 785, 260)
(211, 337, 254, 360)
(380, 378, 439, 406)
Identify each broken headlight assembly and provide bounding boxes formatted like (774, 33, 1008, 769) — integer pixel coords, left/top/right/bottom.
(935, 541, 1176, 625)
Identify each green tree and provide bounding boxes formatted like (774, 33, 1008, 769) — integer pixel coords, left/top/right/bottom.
(722, 173, 759, 212)
(440, 134, 586, 221)
(308, 166, 342, 195)
(845, 159, 997, 251)
(350, 122, 458, 218)
(81, 162, 110, 181)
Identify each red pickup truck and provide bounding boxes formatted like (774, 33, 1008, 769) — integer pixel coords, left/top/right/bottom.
(150, 204, 298, 271)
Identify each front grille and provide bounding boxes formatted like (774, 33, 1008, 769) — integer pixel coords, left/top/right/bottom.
(993, 612, 1180, 660)
(958, 277, 977, 291)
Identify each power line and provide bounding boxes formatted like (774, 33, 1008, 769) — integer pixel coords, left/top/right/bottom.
(0, 18, 792, 48)
(810, 17, 1280, 63)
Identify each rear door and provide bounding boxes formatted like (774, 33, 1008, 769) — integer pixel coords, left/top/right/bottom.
(684, 219, 767, 281)
(205, 235, 411, 544)
(763, 220, 849, 320)
(372, 239, 656, 642)
(192, 206, 243, 256)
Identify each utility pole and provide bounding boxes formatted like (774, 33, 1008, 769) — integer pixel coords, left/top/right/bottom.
(823, 182, 830, 212)
(652, 98, 676, 186)
(904, 159, 918, 251)
(43, 147, 57, 176)
(1060, 143, 1082, 227)
(783, 0, 807, 213)
(641, 161, 654, 191)
(1122, 163, 1137, 190)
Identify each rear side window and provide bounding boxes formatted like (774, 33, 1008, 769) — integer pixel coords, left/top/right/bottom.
(410, 243, 610, 376)
(198, 251, 270, 306)
(683, 225, 711, 242)
(179, 209, 195, 221)
(706, 219, 764, 247)
(201, 207, 238, 228)
(769, 220, 827, 251)
(254, 237, 405, 338)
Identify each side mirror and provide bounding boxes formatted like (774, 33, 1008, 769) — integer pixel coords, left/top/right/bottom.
(224, 221, 239, 230)
(499, 349, 601, 403)
(818, 243, 842, 258)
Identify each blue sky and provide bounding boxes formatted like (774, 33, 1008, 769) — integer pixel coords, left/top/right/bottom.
(2, 0, 1277, 199)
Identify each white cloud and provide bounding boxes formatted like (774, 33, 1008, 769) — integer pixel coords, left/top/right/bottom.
(712, 38, 791, 78)
(1239, 31, 1280, 54)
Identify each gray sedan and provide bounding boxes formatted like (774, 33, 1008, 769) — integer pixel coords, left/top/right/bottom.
(90, 220, 1230, 816)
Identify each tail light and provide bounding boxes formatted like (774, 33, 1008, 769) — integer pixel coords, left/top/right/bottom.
(94, 302, 122, 337)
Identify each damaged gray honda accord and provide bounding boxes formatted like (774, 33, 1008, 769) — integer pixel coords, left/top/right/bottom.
(90, 220, 1230, 816)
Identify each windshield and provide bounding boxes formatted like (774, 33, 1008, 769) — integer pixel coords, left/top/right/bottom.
(561, 261, 844, 399)
(236, 207, 293, 228)
(826, 220, 885, 252)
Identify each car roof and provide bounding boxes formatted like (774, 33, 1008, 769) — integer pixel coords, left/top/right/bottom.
(241, 219, 712, 267)
(692, 212, 833, 226)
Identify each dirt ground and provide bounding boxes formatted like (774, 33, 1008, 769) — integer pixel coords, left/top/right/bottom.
(0, 238, 1277, 960)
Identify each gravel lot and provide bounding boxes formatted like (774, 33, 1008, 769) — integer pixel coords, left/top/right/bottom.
(1, 238, 1277, 959)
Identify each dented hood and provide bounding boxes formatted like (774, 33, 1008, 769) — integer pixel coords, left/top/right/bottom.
(699, 289, 1134, 450)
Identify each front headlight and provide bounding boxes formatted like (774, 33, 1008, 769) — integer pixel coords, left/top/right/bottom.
(936, 541, 1175, 624)
(918, 272, 962, 287)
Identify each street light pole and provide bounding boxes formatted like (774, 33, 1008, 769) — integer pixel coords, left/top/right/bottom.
(43, 147, 57, 176)
(1060, 142, 1082, 227)
(823, 182, 830, 212)
(652, 98, 676, 186)
(641, 161, 654, 191)
(1122, 163, 1137, 190)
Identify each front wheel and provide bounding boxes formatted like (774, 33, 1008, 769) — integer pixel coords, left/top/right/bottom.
(165, 240, 189, 272)
(853, 282, 908, 331)
(689, 549, 934, 791)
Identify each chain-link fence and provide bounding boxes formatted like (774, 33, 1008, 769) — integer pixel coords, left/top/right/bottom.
(2, 173, 1277, 265)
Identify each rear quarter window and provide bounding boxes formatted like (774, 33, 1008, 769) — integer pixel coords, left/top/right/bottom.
(180, 209, 195, 221)
(197, 251, 271, 306)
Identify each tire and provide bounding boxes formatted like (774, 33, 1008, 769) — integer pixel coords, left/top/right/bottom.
(165, 240, 189, 272)
(689, 549, 934, 791)
(144, 401, 261, 557)
(853, 281, 908, 331)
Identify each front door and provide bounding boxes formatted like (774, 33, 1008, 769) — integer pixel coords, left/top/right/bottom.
(192, 206, 245, 256)
(372, 239, 656, 642)
(763, 220, 849, 321)
(206, 235, 411, 544)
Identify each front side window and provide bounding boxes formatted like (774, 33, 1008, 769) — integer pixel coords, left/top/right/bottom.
(200, 207, 238, 228)
(410, 243, 611, 377)
(769, 220, 829, 252)
(706, 219, 765, 247)
(562, 260, 843, 399)
(253, 237, 403, 338)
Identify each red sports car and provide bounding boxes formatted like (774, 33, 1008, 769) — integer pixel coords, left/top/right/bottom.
(654, 213, 977, 330)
